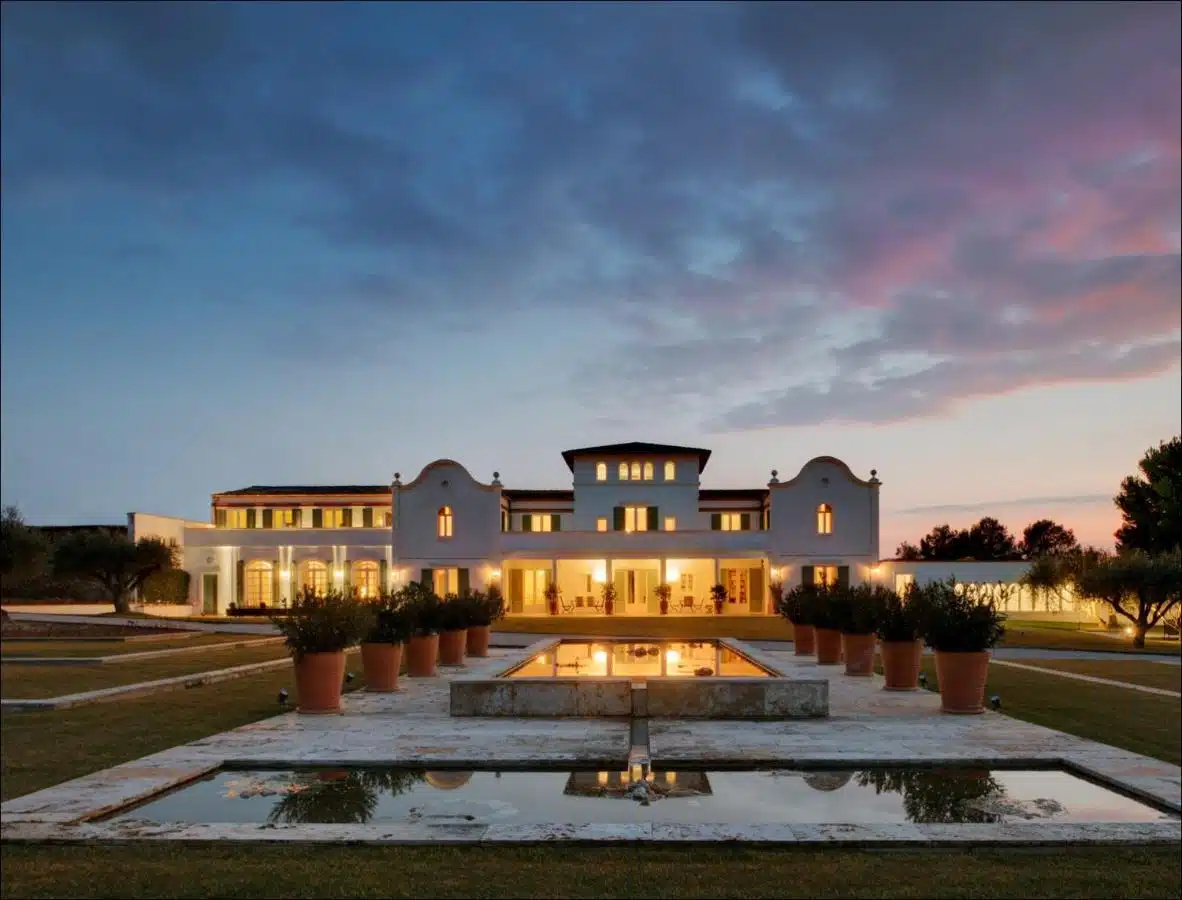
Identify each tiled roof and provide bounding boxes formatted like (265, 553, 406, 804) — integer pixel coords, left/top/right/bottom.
(698, 489, 768, 501)
(215, 485, 390, 497)
(560, 441, 712, 472)
(502, 489, 576, 501)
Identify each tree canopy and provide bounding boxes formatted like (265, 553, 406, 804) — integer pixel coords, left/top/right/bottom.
(1075, 550, 1182, 648)
(1019, 519, 1079, 558)
(0, 506, 49, 582)
(894, 517, 1023, 561)
(1115, 436, 1182, 555)
(52, 532, 175, 613)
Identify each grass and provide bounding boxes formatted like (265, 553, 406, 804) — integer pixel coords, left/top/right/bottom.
(2, 844, 1179, 899)
(1, 634, 264, 658)
(0, 652, 361, 802)
(910, 659, 1182, 765)
(1013, 658, 1181, 694)
(999, 624, 1180, 656)
(0, 644, 292, 699)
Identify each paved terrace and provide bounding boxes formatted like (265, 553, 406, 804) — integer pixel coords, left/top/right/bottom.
(2, 643, 1179, 846)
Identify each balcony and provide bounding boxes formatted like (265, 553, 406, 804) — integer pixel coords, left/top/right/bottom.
(500, 528, 769, 557)
(184, 527, 391, 548)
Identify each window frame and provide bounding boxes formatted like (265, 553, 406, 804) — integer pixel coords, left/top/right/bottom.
(437, 506, 454, 539)
(595, 462, 608, 481)
(624, 506, 649, 533)
(816, 503, 834, 535)
(664, 460, 676, 481)
(596, 517, 608, 532)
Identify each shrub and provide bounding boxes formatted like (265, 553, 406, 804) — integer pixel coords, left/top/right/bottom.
(920, 579, 1006, 652)
(272, 587, 373, 658)
(464, 586, 506, 627)
(778, 585, 820, 626)
(810, 584, 842, 630)
(437, 593, 471, 631)
(876, 584, 924, 642)
(399, 582, 444, 636)
(364, 590, 413, 644)
(833, 584, 881, 635)
(140, 568, 190, 605)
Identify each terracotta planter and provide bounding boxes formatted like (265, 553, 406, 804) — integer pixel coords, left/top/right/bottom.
(293, 651, 346, 714)
(604, 599, 614, 616)
(841, 632, 876, 676)
(439, 629, 467, 665)
(814, 627, 842, 665)
(793, 624, 816, 656)
(880, 640, 923, 690)
(935, 650, 991, 714)
(713, 599, 724, 615)
(406, 634, 440, 677)
(660, 600, 669, 615)
(360, 641, 402, 692)
(466, 625, 491, 657)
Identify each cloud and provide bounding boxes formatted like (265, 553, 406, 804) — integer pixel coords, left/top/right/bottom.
(2, 1, 1179, 426)
(894, 493, 1113, 517)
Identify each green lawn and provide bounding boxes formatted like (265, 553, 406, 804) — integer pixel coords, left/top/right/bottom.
(0, 644, 292, 699)
(2, 844, 1179, 899)
(1014, 658, 1181, 694)
(999, 624, 1181, 655)
(0, 652, 361, 802)
(1, 634, 266, 658)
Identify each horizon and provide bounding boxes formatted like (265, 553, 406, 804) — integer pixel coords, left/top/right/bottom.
(2, 2, 1179, 556)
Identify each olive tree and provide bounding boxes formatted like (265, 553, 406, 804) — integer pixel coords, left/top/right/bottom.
(52, 532, 176, 614)
(1076, 551, 1182, 648)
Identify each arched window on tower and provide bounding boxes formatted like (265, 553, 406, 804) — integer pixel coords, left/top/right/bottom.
(438, 506, 454, 538)
(816, 503, 833, 535)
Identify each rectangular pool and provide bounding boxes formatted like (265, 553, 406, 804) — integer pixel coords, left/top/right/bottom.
(503, 639, 775, 680)
(103, 767, 1175, 827)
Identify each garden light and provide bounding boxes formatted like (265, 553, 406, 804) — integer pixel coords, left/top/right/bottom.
(990, 695, 1001, 710)
(278, 689, 289, 705)
(345, 672, 355, 683)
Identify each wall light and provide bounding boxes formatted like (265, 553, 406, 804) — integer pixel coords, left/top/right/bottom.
(593, 649, 608, 665)
(666, 565, 681, 584)
(280, 569, 291, 580)
(489, 567, 502, 579)
(334, 568, 344, 579)
(665, 649, 680, 665)
(592, 566, 607, 584)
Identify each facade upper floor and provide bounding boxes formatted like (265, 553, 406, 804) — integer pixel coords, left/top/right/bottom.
(191, 442, 881, 560)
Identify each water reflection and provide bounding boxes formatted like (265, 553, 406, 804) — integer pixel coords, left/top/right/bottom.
(506, 639, 771, 679)
(263, 769, 425, 825)
(853, 769, 1003, 824)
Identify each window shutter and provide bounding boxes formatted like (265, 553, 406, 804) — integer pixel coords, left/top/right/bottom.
(420, 568, 434, 589)
(801, 565, 815, 587)
(262, 509, 273, 529)
(312, 508, 323, 528)
(613, 506, 625, 531)
(379, 559, 388, 592)
(342, 508, 353, 528)
(711, 513, 722, 531)
(740, 513, 751, 531)
(363, 507, 374, 528)
(244, 509, 255, 529)
(647, 507, 658, 531)
(838, 566, 850, 588)
(522, 514, 531, 533)
(272, 559, 280, 604)
(236, 559, 245, 605)
(551, 514, 561, 532)
(215, 509, 226, 527)
(458, 567, 470, 595)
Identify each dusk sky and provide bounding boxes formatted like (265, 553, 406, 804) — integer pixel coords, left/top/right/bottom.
(1, 1, 1179, 554)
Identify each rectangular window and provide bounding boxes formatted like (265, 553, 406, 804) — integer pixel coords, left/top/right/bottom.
(814, 565, 839, 586)
(624, 506, 649, 532)
(374, 508, 390, 528)
(664, 460, 676, 481)
(224, 508, 248, 529)
(596, 517, 608, 532)
(524, 514, 553, 532)
(432, 568, 460, 596)
(664, 516, 677, 531)
(720, 513, 743, 531)
(274, 509, 296, 529)
(322, 508, 344, 529)
(679, 573, 695, 592)
(895, 573, 916, 595)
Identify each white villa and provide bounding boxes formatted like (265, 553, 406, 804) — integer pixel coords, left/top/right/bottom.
(128, 442, 1091, 619)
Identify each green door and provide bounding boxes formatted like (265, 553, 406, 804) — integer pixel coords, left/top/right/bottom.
(202, 574, 218, 615)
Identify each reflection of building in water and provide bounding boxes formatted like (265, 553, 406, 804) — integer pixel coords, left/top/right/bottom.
(507, 639, 771, 679)
(564, 770, 712, 797)
(424, 771, 473, 791)
(802, 772, 854, 792)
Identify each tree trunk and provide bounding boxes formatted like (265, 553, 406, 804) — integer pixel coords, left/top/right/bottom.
(112, 591, 132, 614)
(1134, 606, 1149, 649)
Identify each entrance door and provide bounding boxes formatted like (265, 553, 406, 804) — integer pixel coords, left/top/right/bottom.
(202, 573, 218, 615)
(613, 568, 658, 615)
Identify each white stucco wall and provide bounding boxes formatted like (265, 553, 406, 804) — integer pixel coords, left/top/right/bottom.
(569, 453, 705, 531)
(767, 457, 879, 564)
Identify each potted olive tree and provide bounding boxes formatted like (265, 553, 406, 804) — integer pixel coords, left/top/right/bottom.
(543, 581, 561, 616)
(272, 586, 372, 714)
(601, 581, 617, 616)
(921, 580, 1006, 714)
(710, 583, 728, 616)
(655, 582, 672, 616)
(876, 584, 926, 690)
(360, 589, 412, 692)
(836, 584, 880, 676)
(778, 585, 818, 656)
(437, 593, 469, 665)
(811, 584, 843, 665)
(403, 583, 444, 678)
(465, 585, 505, 657)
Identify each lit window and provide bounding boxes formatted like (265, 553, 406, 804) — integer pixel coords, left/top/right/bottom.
(664, 516, 677, 531)
(301, 560, 329, 594)
(664, 461, 675, 481)
(816, 503, 833, 535)
(680, 573, 695, 592)
(244, 561, 272, 606)
(374, 508, 390, 528)
(618, 462, 629, 480)
(596, 518, 608, 532)
(720, 513, 743, 531)
(643, 461, 654, 480)
(596, 462, 607, 481)
(352, 561, 380, 599)
(223, 509, 248, 528)
(322, 508, 344, 529)
(437, 506, 454, 538)
(527, 514, 553, 532)
(624, 506, 649, 532)
(630, 462, 641, 480)
(274, 509, 295, 529)
(814, 565, 838, 587)
(432, 568, 459, 596)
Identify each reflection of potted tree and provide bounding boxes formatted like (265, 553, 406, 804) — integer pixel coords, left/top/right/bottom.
(855, 768, 1003, 823)
(655, 583, 672, 616)
(710, 583, 728, 616)
(544, 581, 561, 616)
(601, 581, 617, 616)
(267, 768, 424, 825)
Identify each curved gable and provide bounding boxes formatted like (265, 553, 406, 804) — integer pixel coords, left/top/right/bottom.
(400, 459, 499, 493)
(776, 456, 876, 489)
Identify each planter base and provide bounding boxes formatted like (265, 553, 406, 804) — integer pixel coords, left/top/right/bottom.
(297, 707, 344, 716)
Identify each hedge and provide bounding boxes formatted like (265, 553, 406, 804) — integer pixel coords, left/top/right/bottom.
(140, 569, 191, 605)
